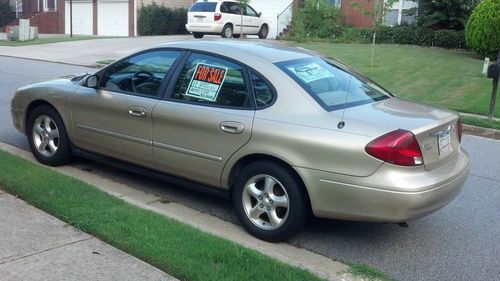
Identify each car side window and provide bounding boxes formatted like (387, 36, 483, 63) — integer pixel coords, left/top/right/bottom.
(220, 2, 230, 13)
(171, 53, 250, 108)
(245, 5, 258, 17)
(228, 3, 241, 14)
(100, 50, 180, 97)
(250, 71, 274, 108)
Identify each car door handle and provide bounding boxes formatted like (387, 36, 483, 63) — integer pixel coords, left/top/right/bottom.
(220, 121, 244, 134)
(127, 106, 147, 118)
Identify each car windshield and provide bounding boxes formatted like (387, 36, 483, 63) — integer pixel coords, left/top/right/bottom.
(276, 58, 392, 111)
(190, 2, 217, 12)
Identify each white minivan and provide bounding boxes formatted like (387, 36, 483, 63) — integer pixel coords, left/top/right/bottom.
(186, 0, 269, 39)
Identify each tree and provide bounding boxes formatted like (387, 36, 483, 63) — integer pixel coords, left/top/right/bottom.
(417, 0, 475, 30)
(236, 0, 250, 38)
(465, 0, 500, 59)
(0, 0, 15, 30)
(352, 0, 398, 67)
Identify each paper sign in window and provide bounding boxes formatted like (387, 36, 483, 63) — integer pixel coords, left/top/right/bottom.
(288, 63, 334, 83)
(186, 63, 228, 102)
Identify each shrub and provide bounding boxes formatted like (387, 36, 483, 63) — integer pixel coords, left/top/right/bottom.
(288, 0, 343, 39)
(465, 0, 500, 59)
(138, 2, 188, 36)
(0, 0, 15, 30)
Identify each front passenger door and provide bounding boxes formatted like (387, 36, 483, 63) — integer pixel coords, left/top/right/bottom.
(71, 50, 182, 168)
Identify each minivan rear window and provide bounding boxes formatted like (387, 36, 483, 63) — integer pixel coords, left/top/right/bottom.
(190, 2, 217, 12)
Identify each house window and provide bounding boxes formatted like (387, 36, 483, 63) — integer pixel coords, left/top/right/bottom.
(10, 0, 23, 12)
(401, 9, 416, 25)
(327, 0, 341, 7)
(43, 0, 56, 12)
(384, 9, 399, 26)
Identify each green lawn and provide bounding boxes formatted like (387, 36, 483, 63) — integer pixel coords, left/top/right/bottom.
(0, 150, 326, 281)
(296, 43, 498, 117)
(0, 35, 105, 46)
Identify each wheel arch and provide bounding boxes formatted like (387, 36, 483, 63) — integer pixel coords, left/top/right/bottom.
(25, 100, 68, 135)
(225, 153, 312, 211)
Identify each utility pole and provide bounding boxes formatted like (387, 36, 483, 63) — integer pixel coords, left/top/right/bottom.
(70, 0, 73, 37)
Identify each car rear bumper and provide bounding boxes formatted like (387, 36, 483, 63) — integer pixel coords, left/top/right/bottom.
(296, 148, 470, 222)
(186, 23, 224, 33)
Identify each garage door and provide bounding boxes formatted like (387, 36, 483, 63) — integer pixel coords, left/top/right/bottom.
(65, 1, 93, 35)
(98, 1, 129, 36)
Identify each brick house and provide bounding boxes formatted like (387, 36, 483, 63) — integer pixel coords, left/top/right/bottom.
(8, 0, 193, 36)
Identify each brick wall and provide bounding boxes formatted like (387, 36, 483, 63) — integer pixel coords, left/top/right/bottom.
(340, 0, 375, 28)
(140, 0, 193, 9)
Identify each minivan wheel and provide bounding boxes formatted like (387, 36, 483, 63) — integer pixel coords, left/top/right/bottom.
(232, 161, 309, 242)
(27, 105, 72, 166)
(221, 24, 233, 38)
(192, 32, 204, 39)
(258, 25, 268, 39)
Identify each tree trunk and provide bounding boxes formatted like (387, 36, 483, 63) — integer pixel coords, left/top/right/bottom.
(240, 10, 243, 38)
(370, 30, 377, 67)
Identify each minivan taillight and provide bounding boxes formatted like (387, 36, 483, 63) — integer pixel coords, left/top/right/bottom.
(365, 129, 423, 166)
(457, 118, 462, 143)
(214, 13, 222, 21)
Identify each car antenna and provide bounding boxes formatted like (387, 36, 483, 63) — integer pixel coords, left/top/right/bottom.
(337, 76, 352, 129)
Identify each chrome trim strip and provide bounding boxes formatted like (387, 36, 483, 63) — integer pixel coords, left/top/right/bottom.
(76, 124, 152, 146)
(153, 141, 223, 162)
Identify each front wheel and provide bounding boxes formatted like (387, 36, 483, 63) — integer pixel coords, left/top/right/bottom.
(232, 161, 309, 242)
(258, 25, 268, 39)
(27, 105, 72, 166)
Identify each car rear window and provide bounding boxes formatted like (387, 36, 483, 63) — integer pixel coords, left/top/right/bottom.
(276, 58, 391, 111)
(190, 2, 217, 12)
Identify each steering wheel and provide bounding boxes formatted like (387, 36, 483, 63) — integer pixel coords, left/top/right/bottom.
(131, 70, 156, 92)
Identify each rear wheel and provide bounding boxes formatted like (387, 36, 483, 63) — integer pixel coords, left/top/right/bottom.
(27, 105, 72, 166)
(258, 25, 268, 39)
(192, 32, 204, 39)
(221, 24, 233, 38)
(232, 161, 309, 242)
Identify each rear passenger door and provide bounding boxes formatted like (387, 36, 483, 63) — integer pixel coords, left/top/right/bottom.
(244, 4, 261, 34)
(152, 52, 255, 187)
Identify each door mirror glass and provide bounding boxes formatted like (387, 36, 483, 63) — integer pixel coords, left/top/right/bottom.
(258, 12, 262, 17)
(85, 75, 99, 88)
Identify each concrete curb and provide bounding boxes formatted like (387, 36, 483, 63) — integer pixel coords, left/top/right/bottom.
(463, 124, 500, 140)
(0, 142, 359, 281)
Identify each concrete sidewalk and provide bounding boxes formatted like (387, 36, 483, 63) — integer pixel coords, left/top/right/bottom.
(0, 189, 177, 281)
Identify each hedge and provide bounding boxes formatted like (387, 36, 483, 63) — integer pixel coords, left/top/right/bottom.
(138, 3, 188, 36)
(337, 26, 466, 49)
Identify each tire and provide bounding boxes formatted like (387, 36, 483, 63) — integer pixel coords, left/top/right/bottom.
(192, 32, 204, 39)
(27, 104, 72, 166)
(221, 24, 233, 38)
(232, 161, 309, 242)
(258, 25, 268, 39)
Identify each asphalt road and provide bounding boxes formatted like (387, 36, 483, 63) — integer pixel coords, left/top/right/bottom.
(1, 57, 499, 281)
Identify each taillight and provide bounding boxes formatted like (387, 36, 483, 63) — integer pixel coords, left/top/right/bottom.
(214, 13, 222, 21)
(457, 118, 462, 143)
(365, 129, 423, 166)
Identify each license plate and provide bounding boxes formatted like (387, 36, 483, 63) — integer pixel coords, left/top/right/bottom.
(437, 131, 452, 156)
(196, 17, 204, 22)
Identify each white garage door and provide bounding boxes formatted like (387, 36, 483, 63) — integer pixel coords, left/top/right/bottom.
(65, 1, 93, 35)
(98, 1, 129, 36)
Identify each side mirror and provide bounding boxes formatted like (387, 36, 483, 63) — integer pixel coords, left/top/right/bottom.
(258, 12, 262, 17)
(85, 75, 99, 88)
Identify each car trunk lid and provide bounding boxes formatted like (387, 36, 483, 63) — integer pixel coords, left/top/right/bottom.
(340, 97, 461, 169)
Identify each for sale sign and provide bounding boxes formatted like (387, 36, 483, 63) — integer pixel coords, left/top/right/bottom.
(186, 63, 228, 102)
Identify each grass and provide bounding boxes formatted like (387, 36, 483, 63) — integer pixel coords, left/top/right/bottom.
(461, 115, 500, 130)
(96, 59, 115, 65)
(345, 262, 396, 281)
(295, 43, 498, 117)
(0, 149, 325, 281)
(0, 35, 104, 46)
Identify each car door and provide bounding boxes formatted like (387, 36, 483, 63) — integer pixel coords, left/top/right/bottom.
(152, 52, 255, 187)
(227, 2, 243, 34)
(244, 4, 261, 34)
(71, 49, 182, 168)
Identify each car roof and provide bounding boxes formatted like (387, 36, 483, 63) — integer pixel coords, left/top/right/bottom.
(155, 40, 315, 64)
